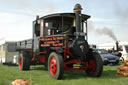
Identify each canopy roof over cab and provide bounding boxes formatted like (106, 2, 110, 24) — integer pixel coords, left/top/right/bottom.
(39, 13, 90, 21)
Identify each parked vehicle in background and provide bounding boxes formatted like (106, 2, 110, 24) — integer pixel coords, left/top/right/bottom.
(110, 51, 122, 61)
(0, 42, 19, 64)
(98, 41, 128, 61)
(93, 49, 119, 65)
(13, 55, 19, 65)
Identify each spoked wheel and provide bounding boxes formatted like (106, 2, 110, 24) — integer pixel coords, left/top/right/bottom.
(86, 52, 103, 77)
(19, 51, 30, 70)
(48, 52, 64, 80)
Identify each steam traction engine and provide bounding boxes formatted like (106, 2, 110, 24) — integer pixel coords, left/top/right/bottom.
(17, 4, 103, 79)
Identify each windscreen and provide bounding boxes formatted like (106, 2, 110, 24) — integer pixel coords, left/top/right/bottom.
(63, 17, 74, 32)
(94, 49, 108, 54)
(44, 16, 74, 35)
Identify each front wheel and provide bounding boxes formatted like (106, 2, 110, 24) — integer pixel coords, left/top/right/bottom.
(48, 52, 64, 80)
(86, 52, 103, 77)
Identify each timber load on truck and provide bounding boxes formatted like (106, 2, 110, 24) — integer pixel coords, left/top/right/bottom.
(16, 4, 103, 80)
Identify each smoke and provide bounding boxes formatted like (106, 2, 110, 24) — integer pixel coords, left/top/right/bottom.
(88, 21, 117, 41)
(95, 27, 117, 41)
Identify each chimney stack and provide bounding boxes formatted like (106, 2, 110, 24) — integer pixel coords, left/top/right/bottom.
(74, 4, 82, 32)
(116, 41, 119, 52)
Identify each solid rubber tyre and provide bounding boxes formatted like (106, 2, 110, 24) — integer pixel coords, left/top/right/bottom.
(86, 52, 103, 77)
(19, 51, 30, 70)
(48, 52, 64, 80)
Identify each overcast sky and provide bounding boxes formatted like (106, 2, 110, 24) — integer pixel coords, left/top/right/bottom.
(0, 0, 128, 45)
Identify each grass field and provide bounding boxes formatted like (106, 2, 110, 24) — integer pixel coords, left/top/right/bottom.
(0, 63, 128, 85)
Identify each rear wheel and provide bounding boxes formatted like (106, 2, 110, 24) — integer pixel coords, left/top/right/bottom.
(19, 51, 30, 70)
(48, 52, 64, 80)
(86, 52, 103, 77)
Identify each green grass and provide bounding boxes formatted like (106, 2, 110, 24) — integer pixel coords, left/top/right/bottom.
(0, 63, 128, 85)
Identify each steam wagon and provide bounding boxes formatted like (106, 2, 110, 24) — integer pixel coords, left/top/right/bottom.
(17, 4, 103, 79)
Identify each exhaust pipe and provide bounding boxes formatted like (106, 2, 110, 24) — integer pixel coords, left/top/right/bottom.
(116, 41, 119, 52)
(74, 4, 82, 32)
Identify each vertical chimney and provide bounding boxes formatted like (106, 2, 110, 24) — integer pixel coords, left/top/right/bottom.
(36, 15, 39, 20)
(116, 41, 119, 52)
(74, 4, 82, 32)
